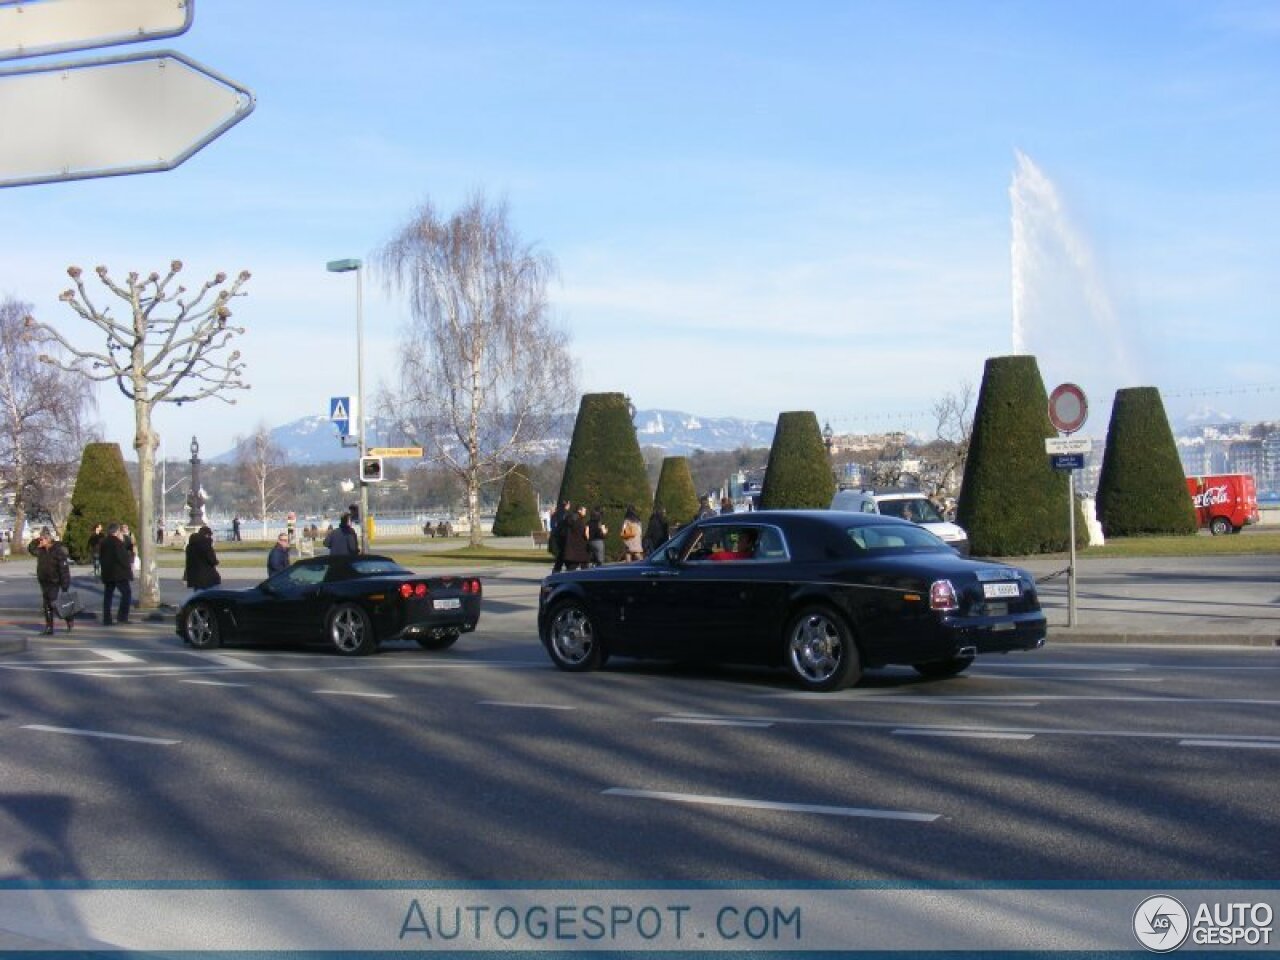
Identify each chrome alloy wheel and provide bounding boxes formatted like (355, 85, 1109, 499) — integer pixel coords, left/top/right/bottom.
(549, 605, 595, 667)
(330, 605, 370, 654)
(787, 610, 846, 685)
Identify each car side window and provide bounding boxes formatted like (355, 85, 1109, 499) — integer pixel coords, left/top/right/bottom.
(274, 562, 327, 591)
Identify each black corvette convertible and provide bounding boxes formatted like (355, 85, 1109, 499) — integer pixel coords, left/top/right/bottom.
(538, 510, 1046, 691)
(176, 554, 482, 656)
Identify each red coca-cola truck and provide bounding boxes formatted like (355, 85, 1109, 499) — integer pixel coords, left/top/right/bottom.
(1186, 473, 1259, 535)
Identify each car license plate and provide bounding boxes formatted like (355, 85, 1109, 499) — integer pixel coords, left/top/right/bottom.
(433, 597, 461, 610)
(983, 582, 1020, 599)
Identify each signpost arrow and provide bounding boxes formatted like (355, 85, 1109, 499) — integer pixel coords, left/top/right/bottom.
(0, 0, 194, 62)
(0, 49, 255, 188)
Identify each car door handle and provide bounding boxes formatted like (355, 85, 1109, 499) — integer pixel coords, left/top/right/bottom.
(641, 570, 678, 578)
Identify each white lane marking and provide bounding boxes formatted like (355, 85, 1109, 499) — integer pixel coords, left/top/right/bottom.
(180, 679, 250, 687)
(655, 717, 774, 728)
(1179, 739, 1280, 751)
(88, 649, 144, 663)
(477, 701, 577, 711)
(603, 788, 939, 822)
(22, 724, 180, 745)
(663, 713, 1280, 745)
(185, 652, 265, 670)
(893, 728, 1035, 741)
(314, 689, 395, 699)
(974, 662, 1146, 671)
(772, 694, 1040, 706)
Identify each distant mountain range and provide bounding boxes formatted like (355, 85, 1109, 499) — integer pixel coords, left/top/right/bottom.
(210, 409, 779, 465)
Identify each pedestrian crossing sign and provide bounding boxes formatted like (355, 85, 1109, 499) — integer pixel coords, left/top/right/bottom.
(329, 396, 350, 436)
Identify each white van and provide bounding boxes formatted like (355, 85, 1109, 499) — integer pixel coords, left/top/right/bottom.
(830, 488, 970, 555)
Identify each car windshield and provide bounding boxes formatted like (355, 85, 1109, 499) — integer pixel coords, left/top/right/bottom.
(846, 523, 949, 553)
(878, 498, 945, 523)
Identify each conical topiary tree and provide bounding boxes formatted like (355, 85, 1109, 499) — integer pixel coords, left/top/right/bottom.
(652, 456, 699, 526)
(759, 411, 835, 509)
(63, 443, 139, 564)
(491, 464, 542, 537)
(558, 392, 652, 559)
(1095, 387, 1196, 538)
(955, 355, 1083, 556)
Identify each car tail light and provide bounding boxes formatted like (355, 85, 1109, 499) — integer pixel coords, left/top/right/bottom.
(929, 579, 959, 611)
(399, 583, 430, 599)
(462, 578, 482, 595)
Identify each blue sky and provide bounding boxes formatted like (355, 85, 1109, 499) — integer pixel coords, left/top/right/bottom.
(2, 0, 1278, 458)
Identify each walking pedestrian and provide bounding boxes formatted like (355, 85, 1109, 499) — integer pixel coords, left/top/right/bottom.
(86, 522, 104, 579)
(562, 505, 591, 570)
(232, 516, 242, 541)
(183, 526, 222, 591)
(620, 506, 644, 561)
(644, 505, 670, 556)
(549, 499, 571, 573)
(587, 507, 608, 567)
(28, 526, 73, 634)
(99, 523, 133, 625)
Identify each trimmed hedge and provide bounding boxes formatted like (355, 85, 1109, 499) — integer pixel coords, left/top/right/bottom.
(491, 464, 542, 537)
(558, 392, 652, 557)
(1096, 387, 1196, 537)
(759, 411, 835, 510)
(63, 443, 138, 564)
(956, 356, 1082, 556)
(652, 456, 699, 526)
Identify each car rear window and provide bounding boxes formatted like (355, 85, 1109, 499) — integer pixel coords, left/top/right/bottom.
(846, 523, 948, 553)
(349, 559, 411, 577)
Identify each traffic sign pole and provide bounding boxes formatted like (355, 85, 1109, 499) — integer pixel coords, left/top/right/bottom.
(1048, 383, 1089, 629)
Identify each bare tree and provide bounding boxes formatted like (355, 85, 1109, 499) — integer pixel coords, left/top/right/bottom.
(235, 422, 287, 538)
(922, 382, 975, 498)
(0, 297, 98, 542)
(378, 193, 576, 546)
(26, 261, 250, 607)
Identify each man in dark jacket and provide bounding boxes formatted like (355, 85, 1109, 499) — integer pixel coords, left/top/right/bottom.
(28, 526, 73, 634)
(268, 533, 292, 575)
(183, 526, 221, 591)
(98, 523, 133, 625)
(323, 514, 360, 556)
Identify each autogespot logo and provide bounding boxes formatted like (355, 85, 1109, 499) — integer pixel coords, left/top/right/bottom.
(1134, 895, 1190, 952)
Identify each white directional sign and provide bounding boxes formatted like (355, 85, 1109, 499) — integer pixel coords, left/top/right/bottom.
(0, 50, 255, 188)
(0, 0, 194, 61)
(1045, 437, 1092, 455)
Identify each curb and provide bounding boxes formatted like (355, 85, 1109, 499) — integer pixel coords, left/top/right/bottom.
(1049, 629, 1280, 647)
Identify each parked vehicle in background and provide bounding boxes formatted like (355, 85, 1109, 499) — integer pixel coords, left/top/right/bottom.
(831, 487, 970, 555)
(1186, 473, 1259, 535)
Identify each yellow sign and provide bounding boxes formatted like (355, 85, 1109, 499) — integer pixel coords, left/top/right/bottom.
(367, 446, 424, 458)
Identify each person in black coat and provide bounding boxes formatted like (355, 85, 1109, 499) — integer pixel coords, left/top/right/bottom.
(267, 532, 292, 576)
(98, 523, 133, 625)
(561, 505, 591, 570)
(323, 514, 360, 556)
(28, 526, 73, 634)
(644, 506, 670, 556)
(183, 526, 222, 591)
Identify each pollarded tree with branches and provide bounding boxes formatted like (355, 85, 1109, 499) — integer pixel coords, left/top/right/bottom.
(26, 261, 251, 607)
(379, 193, 576, 547)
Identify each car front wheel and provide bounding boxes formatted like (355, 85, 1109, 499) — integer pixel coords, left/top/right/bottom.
(544, 599, 604, 672)
(913, 655, 974, 678)
(185, 602, 221, 649)
(328, 602, 375, 656)
(1210, 516, 1231, 536)
(784, 606, 861, 691)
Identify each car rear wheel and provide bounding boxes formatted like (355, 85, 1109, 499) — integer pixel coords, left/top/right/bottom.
(185, 602, 221, 649)
(784, 606, 861, 691)
(913, 655, 974, 678)
(328, 602, 375, 656)
(416, 629, 459, 651)
(1210, 516, 1231, 536)
(545, 600, 604, 672)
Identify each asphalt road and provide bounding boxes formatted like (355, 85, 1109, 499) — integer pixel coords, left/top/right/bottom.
(2, 563, 1278, 886)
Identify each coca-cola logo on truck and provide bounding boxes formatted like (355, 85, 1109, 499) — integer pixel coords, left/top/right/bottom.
(1192, 485, 1230, 509)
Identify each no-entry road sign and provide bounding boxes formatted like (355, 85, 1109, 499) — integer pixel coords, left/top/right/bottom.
(1048, 382, 1089, 434)
(0, 49, 255, 187)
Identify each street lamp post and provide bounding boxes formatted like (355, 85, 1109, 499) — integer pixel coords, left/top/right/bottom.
(326, 257, 369, 546)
